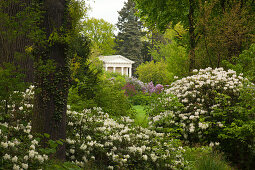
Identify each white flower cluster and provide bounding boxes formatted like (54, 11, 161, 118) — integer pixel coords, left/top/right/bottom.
(0, 85, 51, 170)
(66, 107, 185, 169)
(1, 85, 187, 169)
(0, 121, 50, 169)
(152, 67, 247, 143)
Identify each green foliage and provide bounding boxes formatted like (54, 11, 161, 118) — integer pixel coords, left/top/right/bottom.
(129, 92, 151, 105)
(210, 85, 255, 169)
(145, 92, 183, 117)
(68, 71, 133, 117)
(184, 147, 232, 170)
(82, 18, 116, 55)
(95, 78, 133, 117)
(135, 0, 255, 71)
(136, 60, 173, 85)
(149, 24, 189, 78)
(196, 1, 255, 68)
(135, 0, 190, 31)
(0, 63, 27, 115)
(223, 44, 255, 83)
(103, 71, 127, 90)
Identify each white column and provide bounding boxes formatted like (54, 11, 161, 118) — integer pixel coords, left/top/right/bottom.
(121, 67, 124, 75)
(113, 67, 116, 73)
(129, 67, 132, 77)
(105, 66, 108, 71)
(126, 67, 128, 76)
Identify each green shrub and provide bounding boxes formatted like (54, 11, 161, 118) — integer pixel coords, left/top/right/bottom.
(0, 63, 27, 115)
(68, 71, 133, 117)
(223, 44, 255, 83)
(104, 71, 126, 90)
(136, 60, 173, 85)
(95, 78, 133, 117)
(130, 92, 151, 105)
(211, 85, 255, 169)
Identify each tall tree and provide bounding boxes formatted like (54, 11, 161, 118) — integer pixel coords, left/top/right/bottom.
(31, 0, 71, 160)
(196, 0, 255, 68)
(150, 24, 189, 78)
(115, 0, 143, 73)
(135, 0, 255, 71)
(82, 18, 116, 55)
(135, 0, 198, 71)
(0, 0, 88, 160)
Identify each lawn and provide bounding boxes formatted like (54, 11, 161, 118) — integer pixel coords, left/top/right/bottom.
(132, 105, 148, 127)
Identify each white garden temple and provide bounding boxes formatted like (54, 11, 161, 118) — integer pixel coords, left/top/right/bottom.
(99, 55, 135, 77)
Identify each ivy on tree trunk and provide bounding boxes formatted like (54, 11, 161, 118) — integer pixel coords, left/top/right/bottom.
(32, 0, 70, 160)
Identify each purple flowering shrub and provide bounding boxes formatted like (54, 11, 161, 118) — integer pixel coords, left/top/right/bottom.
(122, 78, 165, 105)
(124, 77, 164, 96)
(122, 83, 137, 97)
(125, 77, 146, 92)
(145, 82, 164, 94)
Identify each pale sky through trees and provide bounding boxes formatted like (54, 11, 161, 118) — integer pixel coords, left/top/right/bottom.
(88, 0, 127, 26)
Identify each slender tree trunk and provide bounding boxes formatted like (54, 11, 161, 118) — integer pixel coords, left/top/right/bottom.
(188, 0, 196, 71)
(0, 0, 34, 82)
(32, 0, 70, 160)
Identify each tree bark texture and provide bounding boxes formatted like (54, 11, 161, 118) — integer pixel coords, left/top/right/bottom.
(32, 0, 70, 160)
(0, 0, 34, 82)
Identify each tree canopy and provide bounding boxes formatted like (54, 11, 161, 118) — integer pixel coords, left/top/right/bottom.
(82, 18, 116, 55)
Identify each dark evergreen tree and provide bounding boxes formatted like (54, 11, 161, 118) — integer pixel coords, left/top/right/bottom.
(115, 0, 143, 74)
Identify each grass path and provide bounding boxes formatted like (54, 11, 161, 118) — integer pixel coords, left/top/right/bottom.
(132, 105, 148, 127)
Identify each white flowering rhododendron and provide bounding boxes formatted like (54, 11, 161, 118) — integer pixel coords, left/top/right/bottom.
(66, 107, 186, 169)
(0, 85, 189, 169)
(150, 67, 251, 144)
(0, 85, 51, 169)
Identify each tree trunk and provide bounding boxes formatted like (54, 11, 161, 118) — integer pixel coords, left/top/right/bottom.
(188, 0, 196, 71)
(0, 0, 34, 82)
(32, 0, 70, 160)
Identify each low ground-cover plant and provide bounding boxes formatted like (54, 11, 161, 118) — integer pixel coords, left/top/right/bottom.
(150, 67, 255, 169)
(183, 147, 232, 170)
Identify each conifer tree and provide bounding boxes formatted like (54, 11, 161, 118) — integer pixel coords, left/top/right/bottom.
(115, 0, 143, 74)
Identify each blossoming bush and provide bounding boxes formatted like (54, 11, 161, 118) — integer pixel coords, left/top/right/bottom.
(123, 77, 165, 105)
(150, 67, 255, 168)
(125, 77, 146, 92)
(1, 85, 188, 169)
(66, 107, 186, 169)
(0, 86, 53, 170)
(1, 78, 235, 169)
